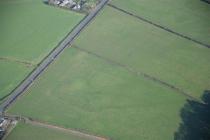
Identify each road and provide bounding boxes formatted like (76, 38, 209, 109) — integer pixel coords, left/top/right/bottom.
(0, 0, 109, 114)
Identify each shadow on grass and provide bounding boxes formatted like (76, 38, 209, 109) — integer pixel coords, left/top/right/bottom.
(43, 0, 49, 5)
(174, 90, 210, 140)
(201, 0, 210, 4)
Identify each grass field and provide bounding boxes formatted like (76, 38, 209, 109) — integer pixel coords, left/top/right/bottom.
(3, 1, 210, 140)
(8, 47, 187, 140)
(0, 61, 33, 102)
(111, 0, 210, 45)
(75, 6, 210, 99)
(0, 0, 83, 100)
(6, 122, 92, 140)
(0, 0, 83, 64)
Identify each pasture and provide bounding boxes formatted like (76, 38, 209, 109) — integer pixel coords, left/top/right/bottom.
(8, 47, 186, 140)
(4, 0, 210, 140)
(0, 61, 33, 103)
(0, 0, 83, 99)
(6, 122, 91, 140)
(111, 0, 210, 45)
(0, 0, 84, 64)
(75, 6, 210, 99)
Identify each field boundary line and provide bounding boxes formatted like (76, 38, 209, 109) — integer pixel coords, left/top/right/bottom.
(0, 0, 109, 114)
(0, 57, 35, 67)
(27, 119, 108, 140)
(4, 114, 109, 140)
(108, 3, 210, 49)
(73, 45, 202, 103)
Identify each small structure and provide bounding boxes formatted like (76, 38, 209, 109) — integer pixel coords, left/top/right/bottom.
(0, 117, 7, 139)
(0, 128, 5, 139)
(47, 0, 98, 12)
(0, 118, 7, 128)
(48, 0, 76, 8)
(72, 4, 81, 10)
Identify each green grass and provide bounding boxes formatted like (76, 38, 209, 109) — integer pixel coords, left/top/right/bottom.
(111, 0, 210, 45)
(0, 0, 84, 100)
(8, 47, 187, 140)
(0, 61, 33, 101)
(75, 6, 210, 99)
(4, 1, 210, 140)
(6, 122, 92, 140)
(0, 0, 84, 64)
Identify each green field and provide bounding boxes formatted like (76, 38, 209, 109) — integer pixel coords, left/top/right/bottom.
(0, 0, 83, 63)
(8, 47, 187, 140)
(3, 0, 210, 140)
(6, 122, 91, 140)
(75, 6, 210, 99)
(111, 0, 210, 45)
(0, 61, 33, 102)
(0, 0, 83, 99)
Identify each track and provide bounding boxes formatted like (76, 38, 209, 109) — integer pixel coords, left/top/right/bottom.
(108, 4, 210, 49)
(5, 115, 108, 140)
(0, 0, 109, 114)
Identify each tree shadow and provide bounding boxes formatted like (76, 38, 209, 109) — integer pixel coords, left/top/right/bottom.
(174, 90, 210, 140)
(43, 0, 49, 5)
(201, 0, 210, 4)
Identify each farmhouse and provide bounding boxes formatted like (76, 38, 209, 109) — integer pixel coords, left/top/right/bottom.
(49, 0, 75, 6)
(0, 118, 7, 138)
(48, 0, 85, 10)
(0, 118, 7, 128)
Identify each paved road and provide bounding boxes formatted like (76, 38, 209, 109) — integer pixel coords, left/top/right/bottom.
(0, 0, 109, 114)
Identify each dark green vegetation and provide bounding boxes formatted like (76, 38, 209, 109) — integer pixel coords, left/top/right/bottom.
(8, 47, 187, 140)
(111, 0, 210, 45)
(6, 122, 92, 140)
(0, 0, 83, 99)
(174, 90, 210, 140)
